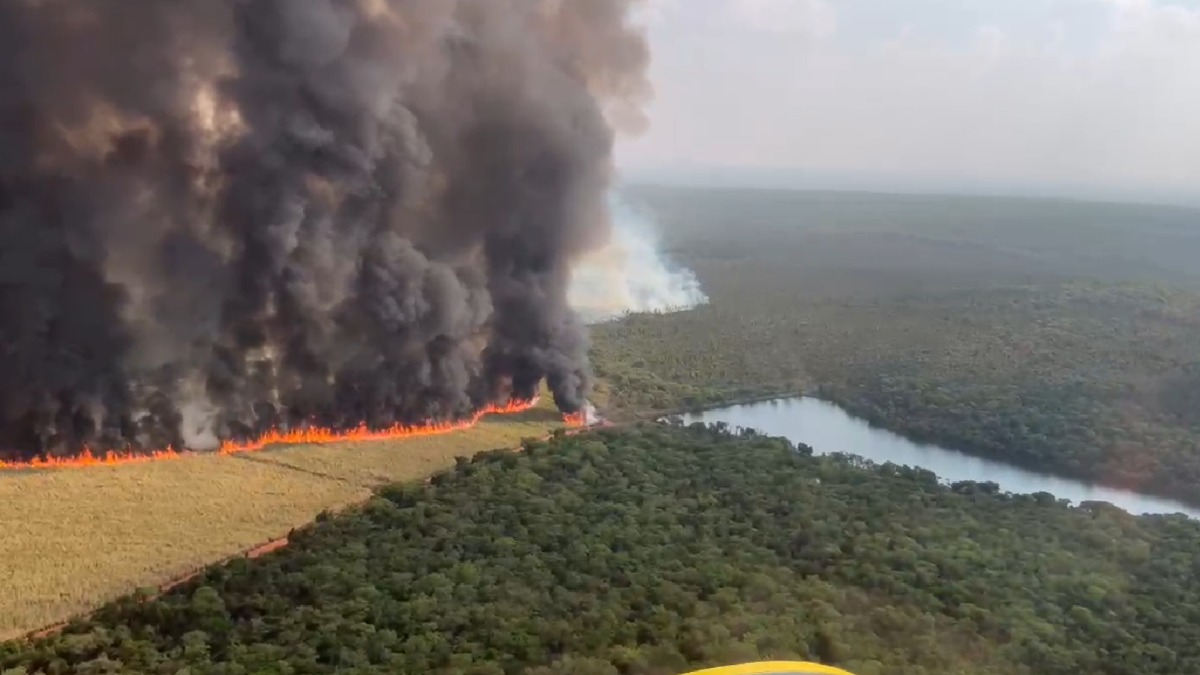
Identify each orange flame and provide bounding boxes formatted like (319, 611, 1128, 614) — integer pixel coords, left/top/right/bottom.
(0, 398, 539, 473)
(562, 411, 588, 427)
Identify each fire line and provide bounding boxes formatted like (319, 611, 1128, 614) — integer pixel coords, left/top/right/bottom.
(0, 398, 585, 473)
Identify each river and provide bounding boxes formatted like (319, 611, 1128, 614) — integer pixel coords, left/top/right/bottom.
(679, 396, 1200, 518)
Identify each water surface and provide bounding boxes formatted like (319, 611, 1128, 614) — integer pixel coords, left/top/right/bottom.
(680, 397, 1200, 518)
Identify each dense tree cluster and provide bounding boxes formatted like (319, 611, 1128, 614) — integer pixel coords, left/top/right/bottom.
(5, 424, 1200, 674)
(592, 186, 1200, 503)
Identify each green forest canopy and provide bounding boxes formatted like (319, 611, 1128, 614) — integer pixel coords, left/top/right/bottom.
(590, 187, 1200, 505)
(5, 424, 1200, 675)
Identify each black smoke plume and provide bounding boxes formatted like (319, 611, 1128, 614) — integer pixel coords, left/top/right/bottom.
(0, 0, 650, 457)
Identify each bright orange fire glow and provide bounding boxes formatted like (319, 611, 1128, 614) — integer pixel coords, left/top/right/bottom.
(562, 411, 588, 427)
(0, 398, 540, 473)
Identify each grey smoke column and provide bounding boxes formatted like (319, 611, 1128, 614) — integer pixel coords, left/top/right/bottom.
(0, 0, 650, 457)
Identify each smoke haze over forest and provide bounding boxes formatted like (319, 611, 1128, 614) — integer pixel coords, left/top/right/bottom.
(568, 194, 708, 323)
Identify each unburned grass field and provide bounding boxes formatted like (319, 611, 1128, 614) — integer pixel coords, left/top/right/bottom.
(0, 404, 562, 639)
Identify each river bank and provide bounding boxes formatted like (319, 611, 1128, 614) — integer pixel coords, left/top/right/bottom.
(679, 396, 1200, 518)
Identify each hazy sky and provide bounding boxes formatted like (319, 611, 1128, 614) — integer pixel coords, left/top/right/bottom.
(617, 0, 1200, 198)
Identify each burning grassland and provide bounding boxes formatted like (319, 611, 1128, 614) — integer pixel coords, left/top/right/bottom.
(0, 397, 564, 639)
(0, 0, 650, 462)
(0, 0, 639, 639)
(0, 397, 543, 472)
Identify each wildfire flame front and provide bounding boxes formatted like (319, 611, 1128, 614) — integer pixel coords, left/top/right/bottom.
(0, 398, 541, 472)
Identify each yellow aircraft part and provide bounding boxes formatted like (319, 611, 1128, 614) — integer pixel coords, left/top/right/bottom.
(678, 661, 857, 675)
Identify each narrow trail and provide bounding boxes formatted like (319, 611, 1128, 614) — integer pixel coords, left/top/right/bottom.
(230, 453, 362, 487)
(14, 423, 606, 644)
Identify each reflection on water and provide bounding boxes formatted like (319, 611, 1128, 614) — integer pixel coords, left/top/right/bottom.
(680, 397, 1200, 518)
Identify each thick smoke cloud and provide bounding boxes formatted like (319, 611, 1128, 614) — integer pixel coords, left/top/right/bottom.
(0, 0, 650, 457)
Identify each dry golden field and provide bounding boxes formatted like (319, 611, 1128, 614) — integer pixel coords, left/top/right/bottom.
(0, 404, 563, 639)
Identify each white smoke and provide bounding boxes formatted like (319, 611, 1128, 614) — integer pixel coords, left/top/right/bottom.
(569, 195, 708, 324)
(583, 401, 602, 426)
